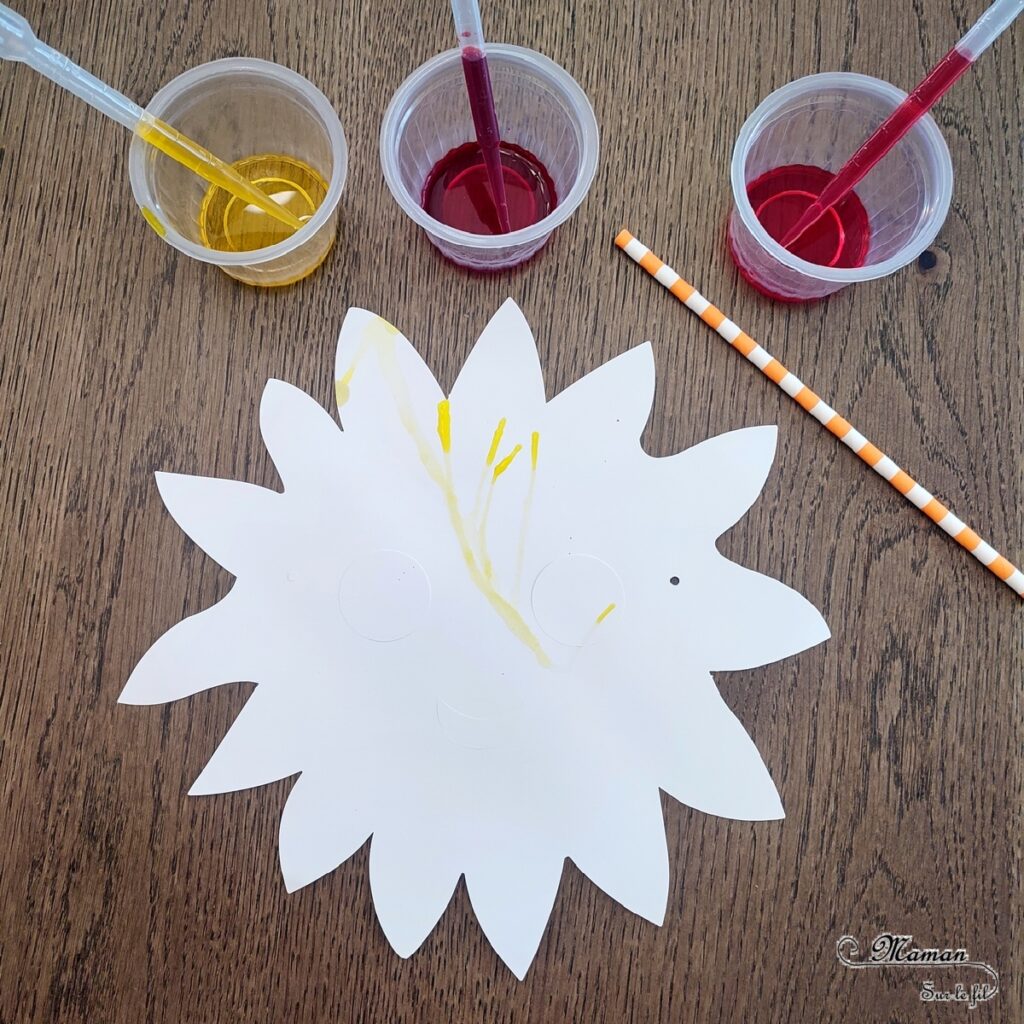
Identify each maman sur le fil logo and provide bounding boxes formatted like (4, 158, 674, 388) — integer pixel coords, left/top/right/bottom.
(837, 933, 999, 1010)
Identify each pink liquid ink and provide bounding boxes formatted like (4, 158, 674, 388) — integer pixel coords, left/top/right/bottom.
(780, 47, 971, 248)
(731, 163, 871, 302)
(750, 164, 870, 268)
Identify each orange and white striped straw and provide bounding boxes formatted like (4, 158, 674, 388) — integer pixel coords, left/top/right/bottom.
(615, 229, 1023, 598)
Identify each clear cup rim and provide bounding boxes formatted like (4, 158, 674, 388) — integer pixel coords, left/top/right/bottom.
(379, 44, 600, 249)
(730, 71, 953, 284)
(128, 57, 348, 266)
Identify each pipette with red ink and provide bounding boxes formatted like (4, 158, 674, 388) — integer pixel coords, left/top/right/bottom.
(450, 0, 512, 233)
(781, 0, 1023, 250)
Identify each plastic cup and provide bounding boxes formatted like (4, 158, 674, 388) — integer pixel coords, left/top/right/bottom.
(128, 58, 347, 287)
(728, 73, 953, 302)
(380, 44, 599, 271)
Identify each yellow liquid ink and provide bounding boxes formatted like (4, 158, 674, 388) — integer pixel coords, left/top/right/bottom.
(198, 153, 327, 253)
(136, 117, 303, 231)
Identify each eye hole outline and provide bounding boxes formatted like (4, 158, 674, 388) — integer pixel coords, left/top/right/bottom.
(669, 576, 680, 586)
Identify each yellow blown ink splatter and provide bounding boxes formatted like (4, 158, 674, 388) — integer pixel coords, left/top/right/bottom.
(346, 320, 550, 667)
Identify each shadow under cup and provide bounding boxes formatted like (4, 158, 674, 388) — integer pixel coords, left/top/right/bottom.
(728, 73, 953, 301)
(129, 58, 347, 287)
(380, 45, 599, 271)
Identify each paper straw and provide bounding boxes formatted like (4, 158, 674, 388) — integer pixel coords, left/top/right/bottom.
(615, 229, 1024, 598)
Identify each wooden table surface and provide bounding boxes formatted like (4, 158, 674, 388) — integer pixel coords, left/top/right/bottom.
(1, 0, 1021, 1021)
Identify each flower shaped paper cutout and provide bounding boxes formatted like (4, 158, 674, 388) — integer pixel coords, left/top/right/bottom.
(120, 300, 829, 978)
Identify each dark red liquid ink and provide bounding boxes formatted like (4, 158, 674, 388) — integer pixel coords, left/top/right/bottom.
(780, 47, 971, 248)
(422, 141, 557, 235)
(459, 46, 511, 232)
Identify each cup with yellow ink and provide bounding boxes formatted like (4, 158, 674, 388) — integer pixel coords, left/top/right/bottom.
(0, 6, 347, 287)
(129, 58, 348, 287)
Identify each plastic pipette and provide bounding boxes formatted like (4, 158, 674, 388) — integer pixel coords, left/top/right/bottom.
(780, 0, 1023, 250)
(0, 3, 303, 231)
(449, 0, 512, 233)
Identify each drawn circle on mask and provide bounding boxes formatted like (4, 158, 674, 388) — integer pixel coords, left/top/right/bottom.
(338, 549, 430, 641)
(531, 554, 624, 647)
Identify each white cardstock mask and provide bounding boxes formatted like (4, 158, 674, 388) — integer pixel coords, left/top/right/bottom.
(120, 300, 830, 978)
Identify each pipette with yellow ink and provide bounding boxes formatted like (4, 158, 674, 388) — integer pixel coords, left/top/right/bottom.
(0, 4, 302, 233)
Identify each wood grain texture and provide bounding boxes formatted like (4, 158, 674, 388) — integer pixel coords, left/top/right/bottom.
(1, 0, 1021, 1021)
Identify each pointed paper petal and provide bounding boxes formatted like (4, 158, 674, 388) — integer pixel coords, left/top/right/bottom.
(333, 307, 443, 434)
(279, 772, 374, 892)
(659, 673, 784, 820)
(658, 426, 778, 537)
(569, 784, 669, 925)
(189, 687, 302, 795)
(465, 836, 563, 979)
(688, 554, 830, 671)
(119, 589, 259, 705)
(259, 379, 346, 494)
(545, 343, 655, 450)
(155, 472, 282, 577)
(369, 826, 461, 958)
(449, 299, 546, 413)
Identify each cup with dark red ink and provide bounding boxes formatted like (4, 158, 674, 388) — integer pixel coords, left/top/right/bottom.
(380, 44, 599, 271)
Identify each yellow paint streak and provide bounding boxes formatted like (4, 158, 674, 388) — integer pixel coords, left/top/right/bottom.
(335, 322, 385, 408)
(492, 444, 523, 482)
(360, 319, 550, 667)
(469, 465, 489, 528)
(513, 473, 537, 599)
(530, 431, 540, 470)
(480, 442, 523, 580)
(595, 602, 617, 625)
(371, 320, 445, 489)
(439, 478, 550, 665)
(479, 485, 496, 580)
(485, 418, 507, 466)
(436, 400, 452, 453)
(140, 206, 166, 237)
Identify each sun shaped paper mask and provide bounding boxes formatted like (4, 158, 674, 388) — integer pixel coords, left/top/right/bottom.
(120, 300, 829, 978)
